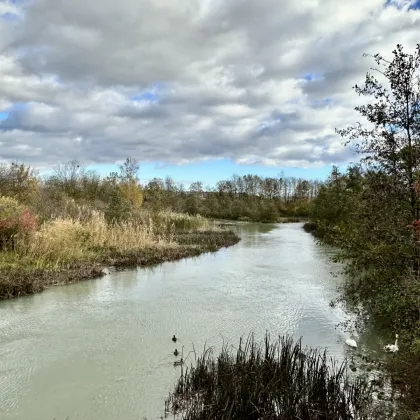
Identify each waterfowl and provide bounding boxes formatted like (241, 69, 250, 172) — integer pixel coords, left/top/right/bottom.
(345, 337, 357, 348)
(349, 356, 357, 372)
(174, 349, 179, 356)
(174, 358, 183, 366)
(384, 334, 399, 353)
(172, 335, 177, 343)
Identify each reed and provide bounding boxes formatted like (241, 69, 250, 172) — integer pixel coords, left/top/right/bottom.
(14, 211, 202, 266)
(173, 231, 239, 251)
(0, 210, 240, 299)
(165, 333, 374, 420)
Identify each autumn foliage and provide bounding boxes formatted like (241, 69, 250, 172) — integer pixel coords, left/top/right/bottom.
(0, 197, 38, 249)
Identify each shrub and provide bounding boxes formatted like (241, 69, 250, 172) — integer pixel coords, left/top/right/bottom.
(105, 187, 132, 224)
(303, 221, 317, 232)
(0, 197, 37, 250)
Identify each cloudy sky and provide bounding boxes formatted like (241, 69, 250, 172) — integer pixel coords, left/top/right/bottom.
(0, 0, 419, 185)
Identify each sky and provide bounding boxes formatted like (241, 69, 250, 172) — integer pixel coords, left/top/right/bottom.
(0, 0, 419, 186)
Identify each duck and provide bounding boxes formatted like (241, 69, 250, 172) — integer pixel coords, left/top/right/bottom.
(384, 334, 399, 353)
(174, 358, 183, 366)
(345, 337, 357, 348)
(172, 335, 177, 343)
(349, 356, 357, 372)
(173, 349, 179, 356)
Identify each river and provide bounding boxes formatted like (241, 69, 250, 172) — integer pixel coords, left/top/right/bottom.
(0, 222, 359, 420)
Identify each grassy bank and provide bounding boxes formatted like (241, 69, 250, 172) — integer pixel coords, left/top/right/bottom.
(0, 210, 240, 300)
(163, 333, 377, 420)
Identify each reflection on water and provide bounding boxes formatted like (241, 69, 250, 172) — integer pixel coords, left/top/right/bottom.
(0, 223, 358, 420)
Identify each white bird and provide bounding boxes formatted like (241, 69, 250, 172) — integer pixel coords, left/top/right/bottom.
(384, 334, 399, 353)
(345, 338, 357, 348)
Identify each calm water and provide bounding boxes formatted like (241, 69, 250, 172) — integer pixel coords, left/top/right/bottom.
(0, 223, 359, 420)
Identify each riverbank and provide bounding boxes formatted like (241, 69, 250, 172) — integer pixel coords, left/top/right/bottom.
(0, 208, 240, 300)
(303, 216, 420, 415)
(0, 230, 240, 300)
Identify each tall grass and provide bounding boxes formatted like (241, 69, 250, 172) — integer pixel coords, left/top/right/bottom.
(12, 210, 218, 267)
(165, 333, 374, 420)
(134, 210, 214, 237)
(0, 208, 239, 299)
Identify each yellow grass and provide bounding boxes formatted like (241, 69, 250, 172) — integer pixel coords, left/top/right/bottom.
(135, 210, 220, 234)
(13, 210, 213, 266)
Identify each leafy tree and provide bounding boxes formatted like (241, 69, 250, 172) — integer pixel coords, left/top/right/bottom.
(107, 157, 143, 213)
(104, 187, 131, 224)
(118, 179, 143, 209)
(337, 44, 420, 218)
(260, 200, 279, 223)
(144, 178, 165, 212)
(310, 44, 420, 413)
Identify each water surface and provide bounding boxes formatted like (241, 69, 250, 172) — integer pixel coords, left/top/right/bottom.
(0, 223, 355, 419)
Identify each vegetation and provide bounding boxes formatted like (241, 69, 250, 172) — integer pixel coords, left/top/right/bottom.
(308, 44, 420, 416)
(0, 159, 240, 300)
(164, 333, 375, 420)
(142, 174, 319, 222)
(0, 154, 318, 298)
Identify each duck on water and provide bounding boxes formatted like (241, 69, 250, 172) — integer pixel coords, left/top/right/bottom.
(345, 337, 357, 348)
(384, 334, 399, 353)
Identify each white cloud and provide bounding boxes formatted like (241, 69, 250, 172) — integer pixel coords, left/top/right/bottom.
(0, 0, 419, 168)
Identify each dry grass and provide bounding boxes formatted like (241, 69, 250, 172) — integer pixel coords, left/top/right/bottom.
(16, 218, 94, 265)
(0, 209, 239, 299)
(13, 210, 212, 266)
(134, 210, 219, 237)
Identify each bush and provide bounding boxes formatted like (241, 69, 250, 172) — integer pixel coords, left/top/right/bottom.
(0, 197, 37, 250)
(303, 221, 317, 232)
(105, 187, 132, 224)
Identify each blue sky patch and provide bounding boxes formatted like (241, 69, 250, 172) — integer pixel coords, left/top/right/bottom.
(385, 0, 420, 9)
(312, 98, 332, 107)
(131, 82, 164, 102)
(5, 102, 26, 111)
(1, 11, 20, 21)
(409, 0, 420, 9)
(131, 92, 157, 102)
(300, 73, 322, 81)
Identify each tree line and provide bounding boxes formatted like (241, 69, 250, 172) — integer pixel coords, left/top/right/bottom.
(143, 174, 320, 221)
(0, 159, 319, 227)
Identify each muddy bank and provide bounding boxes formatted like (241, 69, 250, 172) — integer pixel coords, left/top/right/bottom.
(0, 230, 240, 300)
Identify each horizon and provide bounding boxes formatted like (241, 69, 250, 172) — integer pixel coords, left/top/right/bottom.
(1, 0, 419, 185)
(37, 159, 335, 189)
